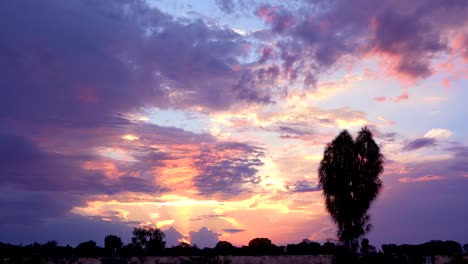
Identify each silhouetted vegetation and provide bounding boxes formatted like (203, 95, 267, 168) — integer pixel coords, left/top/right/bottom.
(0, 236, 466, 263)
(319, 127, 384, 253)
(131, 226, 166, 256)
(104, 234, 123, 256)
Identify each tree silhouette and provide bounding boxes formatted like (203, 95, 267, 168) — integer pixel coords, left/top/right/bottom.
(75, 240, 101, 257)
(131, 226, 166, 255)
(248, 237, 280, 255)
(318, 127, 383, 252)
(215, 241, 235, 255)
(104, 234, 123, 256)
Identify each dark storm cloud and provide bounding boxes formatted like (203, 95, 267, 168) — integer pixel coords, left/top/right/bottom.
(0, 0, 269, 126)
(402, 137, 436, 151)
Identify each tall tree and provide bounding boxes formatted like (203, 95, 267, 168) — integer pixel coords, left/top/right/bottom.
(318, 127, 383, 252)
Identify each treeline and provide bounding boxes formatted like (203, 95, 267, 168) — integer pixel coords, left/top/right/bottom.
(0, 227, 467, 260)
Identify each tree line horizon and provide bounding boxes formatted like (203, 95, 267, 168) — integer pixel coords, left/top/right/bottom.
(0, 227, 466, 258)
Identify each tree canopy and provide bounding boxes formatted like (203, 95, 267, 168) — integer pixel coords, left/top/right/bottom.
(131, 226, 166, 255)
(318, 127, 384, 252)
(104, 234, 123, 256)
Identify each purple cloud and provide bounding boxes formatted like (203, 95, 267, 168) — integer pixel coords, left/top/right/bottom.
(194, 142, 264, 197)
(284, 180, 321, 193)
(163, 227, 185, 247)
(216, 0, 236, 14)
(223, 228, 246, 234)
(0, 0, 273, 129)
(253, 0, 467, 83)
(402, 137, 436, 151)
(189, 227, 220, 248)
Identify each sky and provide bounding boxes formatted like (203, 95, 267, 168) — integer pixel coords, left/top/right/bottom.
(0, 0, 467, 249)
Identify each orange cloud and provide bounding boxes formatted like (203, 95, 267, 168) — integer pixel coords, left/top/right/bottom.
(82, 160, 123, 179)
(398, 175, 445, 183)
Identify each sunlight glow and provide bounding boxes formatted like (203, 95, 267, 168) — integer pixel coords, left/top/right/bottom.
(122, 134, 140, 141)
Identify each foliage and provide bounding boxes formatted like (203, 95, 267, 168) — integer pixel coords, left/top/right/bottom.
(104, 234, 123, 256)
(131, 226, 166, 255)
(215, 241, 235, 255)
(247, 238, 282, 255)
(286, 239, 322, 255)
(75, 240, 102, 257)
(318, 127, 384, 252)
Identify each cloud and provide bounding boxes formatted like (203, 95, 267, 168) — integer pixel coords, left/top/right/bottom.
(0, 0, 274, 129)
(194, 142, 264, 198)
(402, 137, 436, 151)
(251, 0, 467, 85)
(377, 116, 395, 126)
(223, 228, 246, 234)
(163, 227, 185, 247)
(189, 227, 220, 248)
(284, 180, 321, 193)
(393, 92, 409, 102)
(215, 0, 236, 14)
(424, 128, 454, 139)
(0, 120, 265, 229)
(399, 175, 445, 183)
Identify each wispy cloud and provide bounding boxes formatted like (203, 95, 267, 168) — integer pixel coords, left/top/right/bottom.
(399, 175, 445, 183)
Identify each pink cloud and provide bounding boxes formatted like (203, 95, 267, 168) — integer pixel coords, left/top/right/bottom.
(374, 96, 386, 102)
(256, 5, 278, 22)
(398, 175, 445, 183)
(393, 91, 408, 102)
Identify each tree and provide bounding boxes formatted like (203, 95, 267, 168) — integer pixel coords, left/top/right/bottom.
(132, 226, 166, 255)
(75, 240, 101, 257)
(215, 241, 235, 255)
(318, 127, 383, 252)
(360, 238, 376, 255)
(104, 234, 123, 256)
(248, 237, 279, 255)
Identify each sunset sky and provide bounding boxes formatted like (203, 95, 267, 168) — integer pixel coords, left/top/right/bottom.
(1, 0, 467, 248)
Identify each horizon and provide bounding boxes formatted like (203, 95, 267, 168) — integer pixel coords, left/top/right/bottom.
(0, 0, 467, 249)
